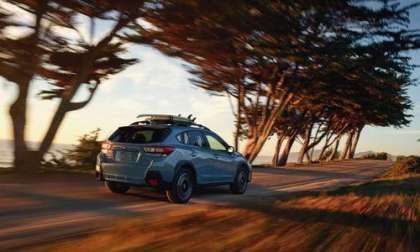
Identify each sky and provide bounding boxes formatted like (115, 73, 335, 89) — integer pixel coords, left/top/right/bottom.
(0, 1, 419, 157)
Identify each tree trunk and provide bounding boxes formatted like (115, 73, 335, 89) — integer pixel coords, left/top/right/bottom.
(318, 140, 329, 161)
(10, 80, 45, 171)
(38, 101, 69, 155)
(234, 105, 241, 151)
(9, 2, 47, 171)
(242, 136, 257, 160)
(272, 133, 285, 167)
(305, 151, 312, 163)
(9, 79, 30, 170)
(277, 133, 297, 166)
(318, 131, 336, 161)
(340, 132, 353, 160)
(297, 145, 306, 164)
(234, 84, 245, 150)
(246, 136, 266, 163)
(348, 126, 363, 159)
(297, 125, 312, 164)
(345, 131, 356, 159)
(242, 93, 293, 163)
(327, 136, 341, 161)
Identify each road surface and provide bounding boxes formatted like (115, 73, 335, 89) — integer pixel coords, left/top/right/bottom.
(0, 160, 392, 250)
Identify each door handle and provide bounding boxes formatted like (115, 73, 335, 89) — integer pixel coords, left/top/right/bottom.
(191, 151, 198, 157)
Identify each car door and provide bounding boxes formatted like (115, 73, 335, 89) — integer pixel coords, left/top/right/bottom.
(203, 133, 235, 182)
(186, 130, 218, 184)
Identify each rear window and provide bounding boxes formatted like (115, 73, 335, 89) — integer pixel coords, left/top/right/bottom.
(109, 127, 170, 144)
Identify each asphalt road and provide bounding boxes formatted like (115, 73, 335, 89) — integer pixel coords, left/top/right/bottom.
(0, 160, 392, 250)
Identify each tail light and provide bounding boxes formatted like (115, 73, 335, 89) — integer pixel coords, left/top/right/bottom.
(101, 141, 113, 154)
(143, 146, 175, 155)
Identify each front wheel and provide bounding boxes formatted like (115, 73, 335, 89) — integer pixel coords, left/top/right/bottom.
(166, 168, 194, 204)
(230, 168, 248, 194)
(105, 181, 130, 194)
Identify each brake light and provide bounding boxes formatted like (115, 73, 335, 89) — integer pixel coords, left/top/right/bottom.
(143, 146, 175, 155)
(101, 141, 112, 154)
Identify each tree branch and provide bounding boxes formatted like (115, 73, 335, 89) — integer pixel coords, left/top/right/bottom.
(67, 83, 98, 111)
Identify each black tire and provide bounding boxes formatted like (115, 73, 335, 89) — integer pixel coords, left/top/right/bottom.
(165, 168, 194, 204)
(230, 168, 248, 194)
(105, 181, 130, 194)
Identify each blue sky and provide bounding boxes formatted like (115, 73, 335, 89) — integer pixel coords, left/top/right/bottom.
(0, 1, 419, 156)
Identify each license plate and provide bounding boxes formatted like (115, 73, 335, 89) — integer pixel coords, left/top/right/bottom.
(114, 151, 137, 162)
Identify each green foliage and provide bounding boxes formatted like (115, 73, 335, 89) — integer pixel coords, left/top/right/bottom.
(137, 0, 420, 162)
(67, 128, 102, 168)
(43, 129, 102, 170)
(320, 148, 341, 161)
(384, 156, 420, 177)
(361, 152, 388, 160)
(0, 1, 145, 168)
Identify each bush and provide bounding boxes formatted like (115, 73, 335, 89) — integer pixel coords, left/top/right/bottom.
(43, 129, 102, 170)
(375, 152, 388, 160)
(320, 148, 340, 161)
(384, 156, 420, 177)
(361, 152, 388, 160)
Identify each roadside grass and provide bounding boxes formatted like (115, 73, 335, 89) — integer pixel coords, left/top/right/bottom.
(382, 156, 420, 177)
(27, 175, 420, 252)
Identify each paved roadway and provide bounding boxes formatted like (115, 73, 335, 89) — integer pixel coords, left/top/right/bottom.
(0, 160, 392, 250)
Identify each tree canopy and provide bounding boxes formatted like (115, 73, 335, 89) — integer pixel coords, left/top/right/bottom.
(0, 0, 149, 169)
(0, 0, 418, 169)
(136, 0, 420, 163)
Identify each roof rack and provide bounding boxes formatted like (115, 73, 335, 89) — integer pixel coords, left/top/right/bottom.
(130, 114, 209, 130)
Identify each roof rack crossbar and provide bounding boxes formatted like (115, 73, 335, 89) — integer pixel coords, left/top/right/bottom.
(132, 114, 208, 129)
(137, 114, 194, 123)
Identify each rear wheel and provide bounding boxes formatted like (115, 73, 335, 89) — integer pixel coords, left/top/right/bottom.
(166, 168, 194, 204)
(230, 168, 248, 194)
(105, 181, 130, 194)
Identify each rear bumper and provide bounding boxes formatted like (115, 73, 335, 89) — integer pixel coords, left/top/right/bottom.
(98, 159, 171, 190)
(102, 170, 170, 191)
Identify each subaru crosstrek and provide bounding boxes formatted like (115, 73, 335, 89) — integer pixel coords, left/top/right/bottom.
(96, 114, 252, 203)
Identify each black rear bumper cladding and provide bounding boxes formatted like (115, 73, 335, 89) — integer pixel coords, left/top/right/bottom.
(144, 170, 171, 190)
(100, 169, 171, 191)
(96, 170, 104, 181)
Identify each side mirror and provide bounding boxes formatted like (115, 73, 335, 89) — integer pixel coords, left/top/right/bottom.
(227, 146, 235, 153)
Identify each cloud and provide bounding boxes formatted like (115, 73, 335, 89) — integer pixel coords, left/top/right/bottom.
(392, 130, 420, 135)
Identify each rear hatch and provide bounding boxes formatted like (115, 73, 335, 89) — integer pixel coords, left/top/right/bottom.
(101, 126, 171, 184)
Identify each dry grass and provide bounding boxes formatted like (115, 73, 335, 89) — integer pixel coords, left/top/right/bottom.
(26, 176, 420, 252)
(383, 156, 420, 177)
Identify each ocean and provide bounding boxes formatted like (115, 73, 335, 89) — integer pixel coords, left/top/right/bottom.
(0, 139, 73, 168)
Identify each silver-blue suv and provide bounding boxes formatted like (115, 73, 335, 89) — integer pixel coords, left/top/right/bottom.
(96, 114, 252, 203)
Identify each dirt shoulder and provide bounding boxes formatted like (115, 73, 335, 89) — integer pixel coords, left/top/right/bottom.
(27, 174, 420, 252)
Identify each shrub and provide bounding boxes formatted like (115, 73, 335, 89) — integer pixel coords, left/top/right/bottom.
(361, 152, 388, 160)
(375, 152, 388, 160)
(320, 148, 340, 161)
(43, 129, 102, 170)
(384, 156, 420, 177)
(66, 128, 102, 168)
